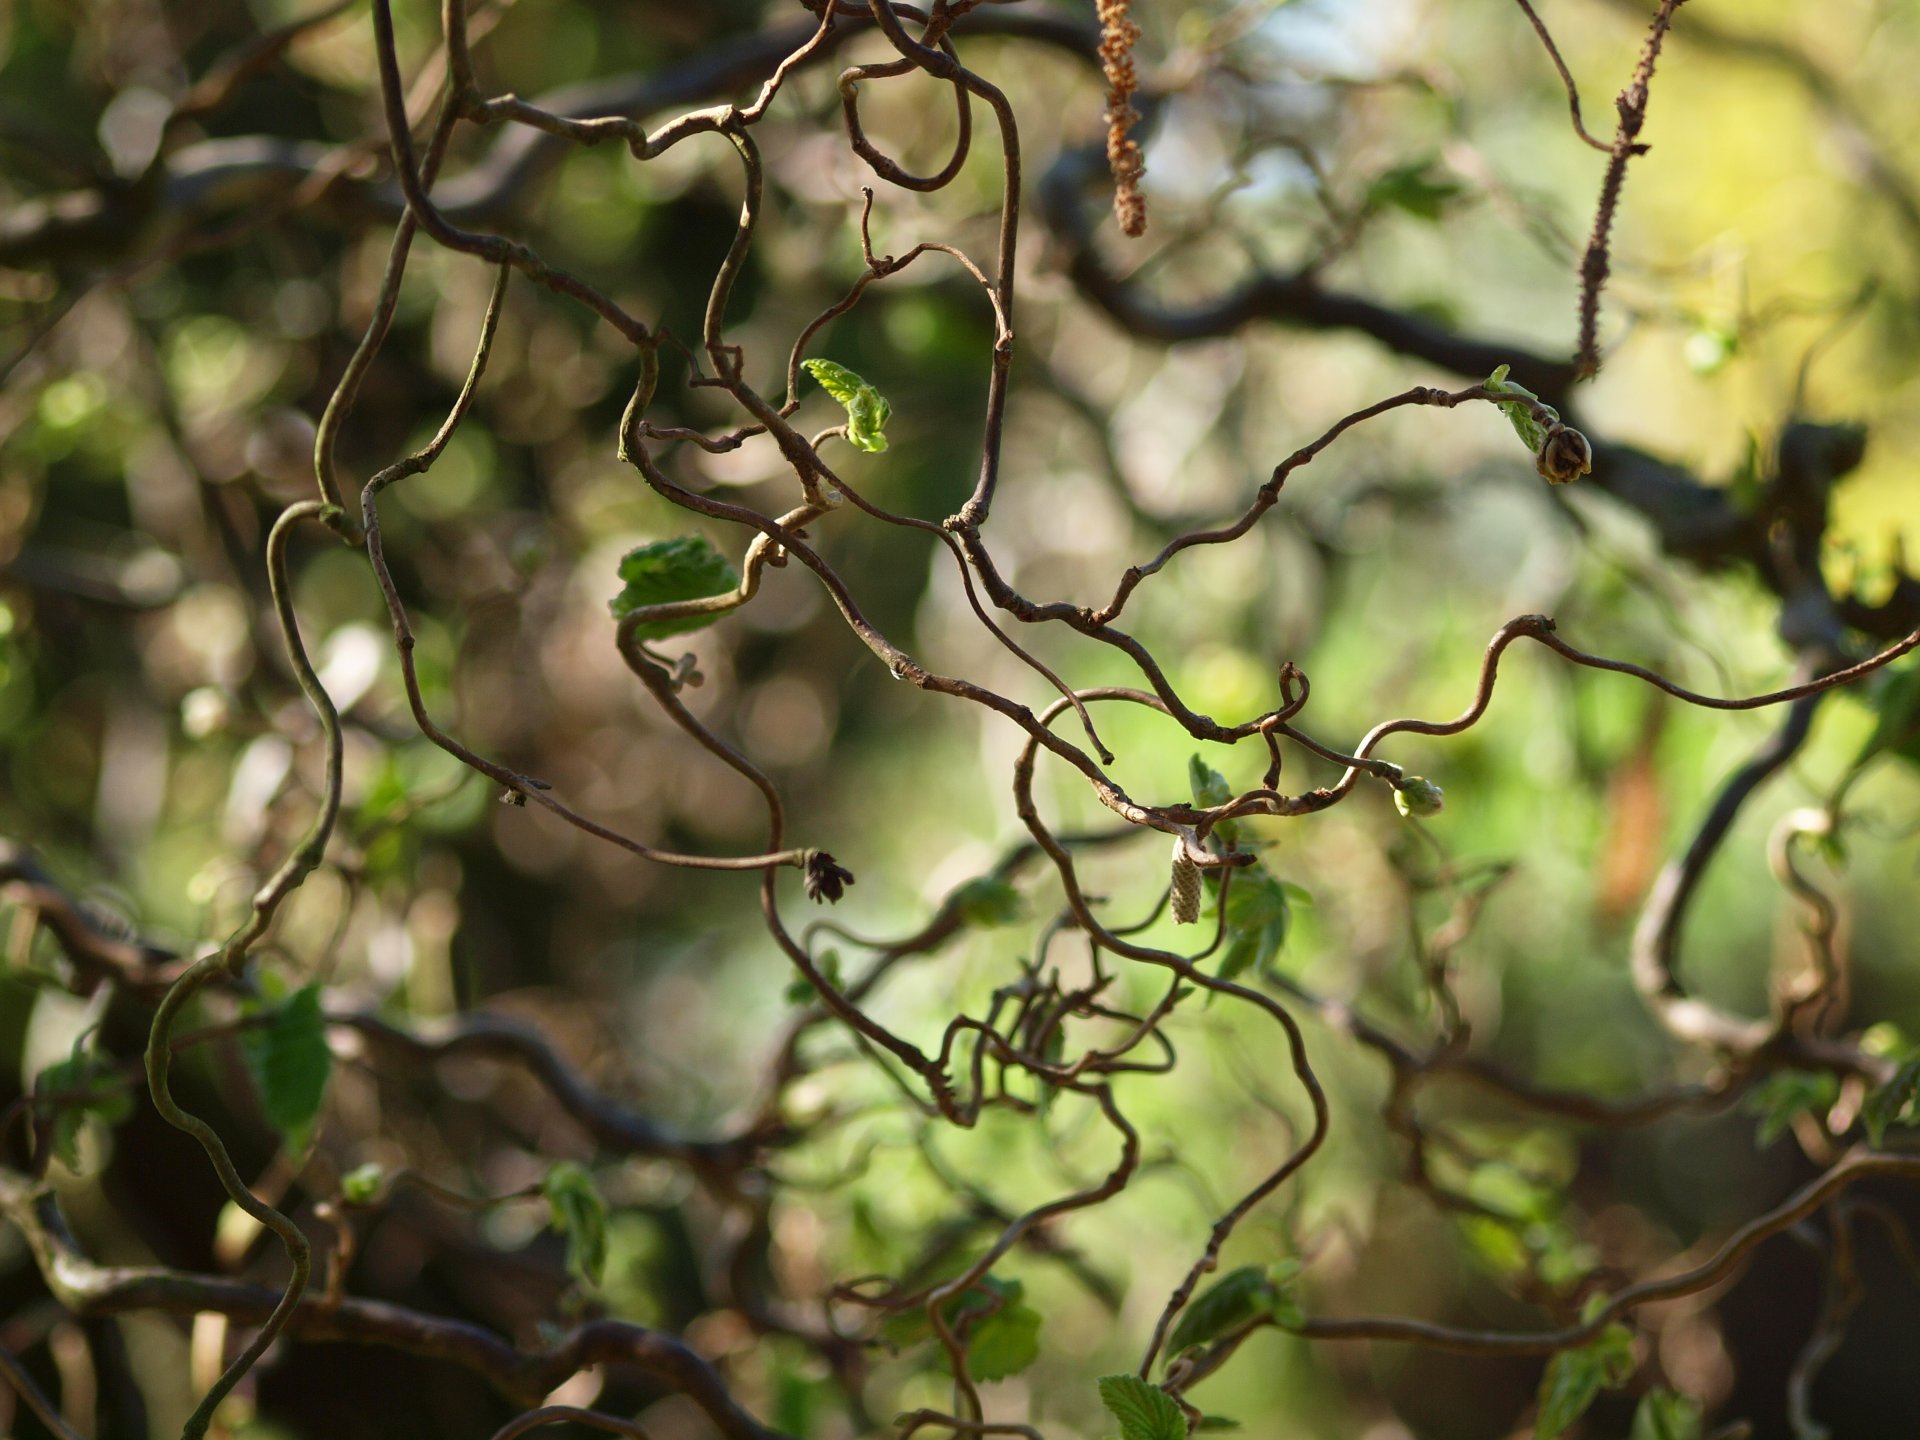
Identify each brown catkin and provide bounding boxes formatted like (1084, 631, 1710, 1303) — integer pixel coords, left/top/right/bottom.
(1170, 836, 1201, 925)
(1097, 0, 1147, 237)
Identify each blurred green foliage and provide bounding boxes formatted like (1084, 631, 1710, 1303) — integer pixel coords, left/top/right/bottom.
(3, 1, 1920, 1438)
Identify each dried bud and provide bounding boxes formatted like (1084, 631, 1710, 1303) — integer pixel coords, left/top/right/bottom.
(1536, 422, 1593, 485)
(803, 850, 855, 904)
(1170, 836, 1202, 925)
(1394, 775, 1445, 819)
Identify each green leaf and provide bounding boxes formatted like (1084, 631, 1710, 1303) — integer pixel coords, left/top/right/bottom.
(1745, 1070, 1839, 1146)
(1485, 364, 1559, 458)
(1366, 157, 1465, 220)
(35, 1029, 133, 1173)
(1846, 657, 1920, 779)
(1187, 754, 1239, 845)
(243, 982, 331, 1152)
(1862, 1056, 1920, 1146)
(952, 876, 1027, 928)
(785, 947, 843, 1006)
(1196, 1418, 1242, 1433)
(1535, 1322, 1635, 1440)
(1097, 1374, 1187, 1440)
(1188, 754, 1233, 809)
(1630, 1389, 1704, 1440)
(340, 1163, 385, 1205)
(608, 536, 740, 640)
(1217, 865, 1291, 982)
(1167, 1260, 1303, 1354)
(802, 358, 892, 453)
(968, 1297, 1043, 1381)
(543, 1160, 609, 1286)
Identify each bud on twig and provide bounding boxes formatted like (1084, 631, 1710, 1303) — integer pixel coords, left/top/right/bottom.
(1394, 775, 1445, 819)
(1536, 421, 1594, 485)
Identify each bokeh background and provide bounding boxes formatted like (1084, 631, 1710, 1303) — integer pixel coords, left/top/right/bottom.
(4, 0, 1920, 1436)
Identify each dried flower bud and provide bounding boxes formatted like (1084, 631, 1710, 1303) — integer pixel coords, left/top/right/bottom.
(803, 850, 855, 904)
(1536, 422, 1593, 485)
(1170, 836, 1202, 924)
(1394, 775, 1445, 819)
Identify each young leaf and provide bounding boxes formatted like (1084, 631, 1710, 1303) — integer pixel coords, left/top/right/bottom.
(802, 358, 892, 453)
(785, 947, 843, 1006)
(1188, 753, 1239, 845)
(543, 1160, 609, 1285)
(952, 875, 1027, 928)
(243, 982, 331, 1152)
(1167, 1261, 1302, 1354)
(1366, 157, 1465, 220)
(1861, 1056, 1920, 1146)
(1188, 754, 1233, 809)
(1485, 363, 1558, 457)
(1097, 1374, 1187, 1440)
(340, 1163, 385, 1205)
(608, 536, 740, 641)
(1629, 1388, 1704, 1440)
(35, 1029, 133, 1173)
(1217, 865, 1292, 982)
(1535, 1321, 1635, 1440)
(968, 1296, 1043, 1381)
(1745, 1070, 1839, 1146)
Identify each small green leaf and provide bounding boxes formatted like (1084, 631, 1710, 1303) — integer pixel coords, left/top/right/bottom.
(1217, 865, 1292, 982)
(1846, 658, 1920, 779)
(1366, 157, 1465, 220)
(1196, 1418, 1242, 1433)
(803, 358, 892, 453)
(1862, 1057, 1920, 1147)
(1167, 1262, 1303, 1354)
(1683, 326, 1737, 376)
(543, 1160, 609, 1286)
(1630, 1388, 1704, 1440)
(35, 1029, 133, 1173)
(1097, 1374, 1186, 1440)
(243, 982, 331, 1152)
(1485, 364, 1558, 458)
(1745, 1070, 1839, 1146)
(1188, 754, 1233, 809)
(1535, 1321, 1635, 1440)
(952, 876, 1027, 928)
(608, 536, 740, 640)
(340, 1163, 385, 1205)
(785, 947, 843, 1006)
(968, 1297, 1043, 1381)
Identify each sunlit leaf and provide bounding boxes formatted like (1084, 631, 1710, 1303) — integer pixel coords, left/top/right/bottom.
(1097, 1374, 1186, 1440)
(543, 1160, 609, 1286)
(608, 536, 739, 640)
(1862, 1057, 1920, 1147)
(1485, 363, 1558, 456)
(1630, 1388, 1704, 1440)
(341, 1163, 385, 1205)
(803, 358, 892, 453)
(1535, 1319, 1635, 1440)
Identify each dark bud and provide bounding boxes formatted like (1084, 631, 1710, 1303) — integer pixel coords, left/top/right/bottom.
(1536, 422, 1594, 485)
(804, 850, 855, 904)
